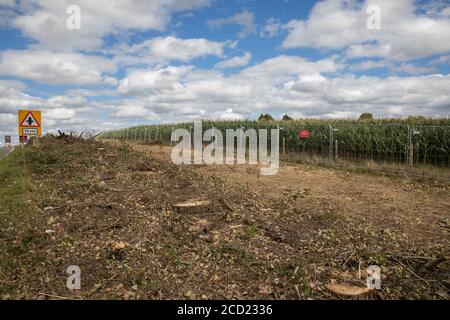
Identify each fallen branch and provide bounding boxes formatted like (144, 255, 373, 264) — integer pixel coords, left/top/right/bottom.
(422, 256, 450, 271)
(38, 293, 78, 300)
(88, 132, 103, 141)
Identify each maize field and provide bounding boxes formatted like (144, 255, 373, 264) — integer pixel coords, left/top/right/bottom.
(101, 118, 450, 175)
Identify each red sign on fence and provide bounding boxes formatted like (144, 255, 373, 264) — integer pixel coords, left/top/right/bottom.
(20, 135, 28, 144)
(299, 129, 311, 139)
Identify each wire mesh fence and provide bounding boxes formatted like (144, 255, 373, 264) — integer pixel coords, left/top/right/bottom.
(100, 122, 450, 178)
(411, 126, 450, 168)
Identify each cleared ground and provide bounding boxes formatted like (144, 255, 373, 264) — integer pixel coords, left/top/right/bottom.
(0, 137, 449, 300)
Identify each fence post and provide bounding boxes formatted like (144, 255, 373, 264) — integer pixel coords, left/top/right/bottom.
(283, 137, 286, 156)
(329, 125, 334, 161)
(407, 126, 413, 174)
(408, 144, 414, 173)
(335, 139, 339, 161)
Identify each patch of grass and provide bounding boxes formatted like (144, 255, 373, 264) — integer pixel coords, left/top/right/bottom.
(0, 146, 44, 295)
(219, 244, 263, 271)
(239, 225, 259, 240)
(163, 246, 180, 267)
(273, 262, 304, 281)
(273, 262, 311, 297)
(0, 147, 30, 220)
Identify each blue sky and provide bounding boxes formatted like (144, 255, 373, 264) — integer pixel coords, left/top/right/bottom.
(0, 0, 449, 142)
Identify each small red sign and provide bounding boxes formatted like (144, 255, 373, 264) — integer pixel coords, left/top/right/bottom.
(20, 135, 28, 144)
(299, 129, 311, 139)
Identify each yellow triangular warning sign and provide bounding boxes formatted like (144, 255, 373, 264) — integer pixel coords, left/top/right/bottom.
(20, 112, 40, 127)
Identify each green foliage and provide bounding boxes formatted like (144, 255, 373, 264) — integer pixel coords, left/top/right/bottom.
(359, 113, 374, 121)
(0, 147, 31, 225)
(258, 114, 275, 122)
(100, 117, 450, 167)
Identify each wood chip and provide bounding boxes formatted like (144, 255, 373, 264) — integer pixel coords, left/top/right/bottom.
(173, 200, 210, 208)
(325, 283, 370, 297)
(112, 241, 126, 250)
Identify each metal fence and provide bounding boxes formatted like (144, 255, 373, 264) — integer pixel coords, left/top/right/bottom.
(101, 123, 450, 178)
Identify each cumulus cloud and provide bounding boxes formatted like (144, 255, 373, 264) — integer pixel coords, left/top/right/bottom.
(0, 0, 17, 26)
(112, 55, 450, 122)
(0, 81, 43, 115)
(207, 10, 256, 38)
(285, 74, 450, 117)
(111, 36, 228, 66)
(237, 55, 342, 86)
(113, 101, 159, 120)
(47, 95, 88, 109)
(215, 52, 252, 69)
(348, 59, 436, 75)
(118, 66, 191, 96)
(283, 0, 450, 61)
(260, 18, 283, 38)
(0, 81, 95, 136)
(10, 0, 211, 51)
(0, 50, 116, 85)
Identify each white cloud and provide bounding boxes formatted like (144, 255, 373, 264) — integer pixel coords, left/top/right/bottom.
(260, 18, 283, 38)
(47, 95, 88, 108)
(429, 55, 450, 66)
(113, 55, 450, 121)
(2, 55, 448, 136)
(283, 0, 450, 61)
(237, 55, 342, 86)
(0, 50, 116, 85)
(217, 108, 243, 121)
(390, 63, 436, 75)
(118, 66, 192, 96)
(287, 74, 450, 117)
(45, 108, 76, 120)
(215, 52, 252, 69)
(0, 0, 16, 7)
(10, 0, 211, 51)
(207, 10, 256, 38)
(0, 81, 43, 115)
(113, 101, 159, 120)
(112, 36, 228, 66)
(0, 81, 94, 135)
(0, 0, 18, 26)
(349, 59, 436, 75)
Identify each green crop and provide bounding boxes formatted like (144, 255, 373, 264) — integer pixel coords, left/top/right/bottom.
(100, 117, 450, 167)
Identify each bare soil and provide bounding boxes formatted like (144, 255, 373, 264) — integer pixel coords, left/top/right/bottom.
(0, 137, 449, 300)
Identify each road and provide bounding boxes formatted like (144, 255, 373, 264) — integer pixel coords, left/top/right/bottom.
(0, 146, 13, 160)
